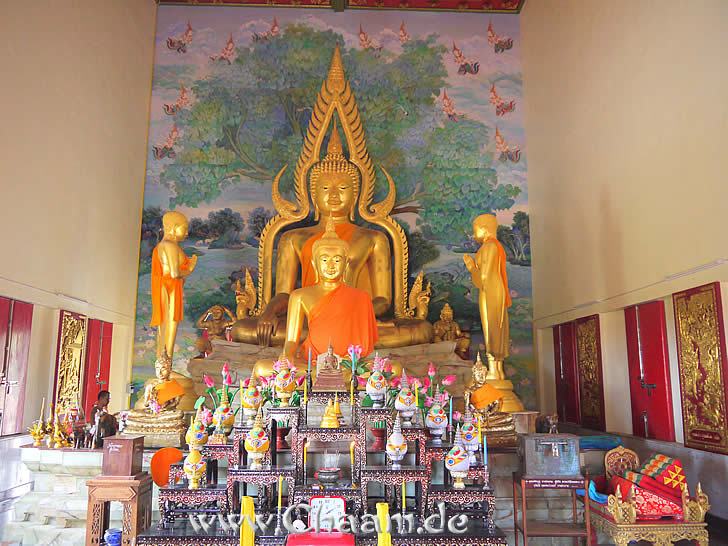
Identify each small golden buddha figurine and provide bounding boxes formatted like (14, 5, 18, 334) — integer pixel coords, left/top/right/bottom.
(464, 352, 516, 447)
(464, 214, 523, 412)
(314, 342, 347, 392)
(320, 399, 340, 429)
(433, 303, 471, 359)
(125, 211, 195, 446)
(196, 304, 235, 340)
(230, 46, 433, 354)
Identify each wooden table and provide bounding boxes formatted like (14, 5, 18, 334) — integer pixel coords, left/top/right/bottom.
(512, 473, 591, 546)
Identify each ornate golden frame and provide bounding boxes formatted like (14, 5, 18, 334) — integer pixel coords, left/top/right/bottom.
(254, 45, 410, 318)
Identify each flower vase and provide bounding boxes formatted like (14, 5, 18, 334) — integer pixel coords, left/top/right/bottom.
(371, 427, 387, 451)
(276, 427, 291, 450)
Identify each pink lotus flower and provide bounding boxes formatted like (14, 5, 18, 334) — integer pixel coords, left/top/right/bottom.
(258, 375, 270, 387)
(357, 376, 368, 388)
(390, 376, 401, 388)
(199, 407, 213, 426)
(223, 371, 235, 386)
(203, 374, 215, 388)
(348, 344, 363, 360)
(441, 375, 456, 386)
(452, 410, 463, 423)
(422, 377, 431, 389)
(427, 362, 437, 378)
(296, 375, 306, 387)
(222, 362, 230, 377)
(410, 378, 422, 390)
(424, 396, 434, 408)
(384, 360, 393, 373)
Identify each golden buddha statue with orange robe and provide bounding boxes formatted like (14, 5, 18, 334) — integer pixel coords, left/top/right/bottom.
(230, 46, 432, 359)
(125, 211, 196, 446)
(463, 214, 523, 412)
(282, 217, 378, 362)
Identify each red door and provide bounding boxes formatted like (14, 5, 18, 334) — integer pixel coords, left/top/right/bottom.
(82, 319, 113, 419)
(0, 297, 10, 433)
(553, 321, 581, 424)
(625, 301, 675, 441)
(1, 299, 33, 435)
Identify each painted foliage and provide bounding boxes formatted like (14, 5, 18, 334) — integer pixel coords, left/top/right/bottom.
(134, 6, 534, 407)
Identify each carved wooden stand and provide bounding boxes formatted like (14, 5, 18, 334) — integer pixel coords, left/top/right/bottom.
(85, 473, 152, 546)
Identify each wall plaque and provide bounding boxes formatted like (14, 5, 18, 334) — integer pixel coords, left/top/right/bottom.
(673, 282, 728, 454)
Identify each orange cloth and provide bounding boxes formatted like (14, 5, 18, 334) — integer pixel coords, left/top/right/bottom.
(150, 447, 183, 487)
(150, 247, 190, 326)
(484, 237, 512, 307)
(156, 379, 185, 405)
(470, 383, 503, 409)
(300, 223, 357, 288)
(303, 284, 378, 359)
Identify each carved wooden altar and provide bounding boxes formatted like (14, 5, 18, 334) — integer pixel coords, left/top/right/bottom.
(85, 473, 152, 546)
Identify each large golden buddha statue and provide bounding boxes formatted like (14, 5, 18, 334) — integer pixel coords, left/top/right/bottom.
(231, 46, 432, 355)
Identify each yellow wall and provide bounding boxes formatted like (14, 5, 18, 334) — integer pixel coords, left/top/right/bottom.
(521, 0, 728, 431)
(0, 0, 157, 422)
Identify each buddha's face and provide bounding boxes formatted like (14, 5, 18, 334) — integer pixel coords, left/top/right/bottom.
(315, 172, 356, 217)
(313, 245, 348, 283)
(441, 307, 453, 322)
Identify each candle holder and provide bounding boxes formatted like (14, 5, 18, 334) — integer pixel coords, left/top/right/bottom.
(274, 508, 284, 536)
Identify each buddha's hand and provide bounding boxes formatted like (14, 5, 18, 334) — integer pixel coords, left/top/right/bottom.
(371, 296, 390, 317)
(463, 255, 480, 287)
(256, 311, 280, 347)
(188, 254, 198, 272)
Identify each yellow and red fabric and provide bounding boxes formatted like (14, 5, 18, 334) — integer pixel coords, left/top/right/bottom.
(610, 475, 683, 520)
(638, 454, 686, 495)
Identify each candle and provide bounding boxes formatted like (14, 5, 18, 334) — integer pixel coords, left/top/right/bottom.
(308, 347, 312, 376)
(401, 481, 406, 511)
(303, 374, 308, 405)
(39, 397, 45, 423)
(448, 398, 452, 426)
(350, 379, 354, 408)
(304, 442, 308, 468)
(350, 440, 355, 473)
(483, 433, 488, 465)
(277, 475, 283, 511)
(415, 384, 419, 407)
(478, 416, 483, 443)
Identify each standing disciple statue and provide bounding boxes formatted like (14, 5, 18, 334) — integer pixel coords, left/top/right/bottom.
(463, 214, 523, 412)
(125, 211, 197, 446)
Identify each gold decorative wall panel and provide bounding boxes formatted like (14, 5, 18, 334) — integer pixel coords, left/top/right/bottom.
(54, 310, 88, 413)
(575, 314, 606, 431)
(673, 282, 728, 454)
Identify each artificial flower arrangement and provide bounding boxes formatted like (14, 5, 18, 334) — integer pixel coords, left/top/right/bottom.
(257, 358, 304, 408)
(387, 361, 457, 421)
(196, 362, 240, 433)
(339, 344, 367, 382)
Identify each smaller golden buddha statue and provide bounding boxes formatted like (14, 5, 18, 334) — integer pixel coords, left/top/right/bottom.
(125, 353, 187, 445)
(433, 303, 471, 359)
(196, 304, 235, 340)
(126, 211, 197, 446)
(314, 342, 347, 392)
(320, 399, 340, 429)
(464, 352, 516, 447)
(463, 214, 523, 411)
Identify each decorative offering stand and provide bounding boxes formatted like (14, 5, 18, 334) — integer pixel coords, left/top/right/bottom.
(138, 381, 507, 546)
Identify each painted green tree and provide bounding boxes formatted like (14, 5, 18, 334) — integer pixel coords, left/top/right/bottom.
(159, 25, 519, 245)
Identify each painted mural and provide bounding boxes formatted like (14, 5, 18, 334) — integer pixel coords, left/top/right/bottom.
(133, 6, 534, 407)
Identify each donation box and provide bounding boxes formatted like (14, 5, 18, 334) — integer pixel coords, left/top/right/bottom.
(518, 433, 580, 477)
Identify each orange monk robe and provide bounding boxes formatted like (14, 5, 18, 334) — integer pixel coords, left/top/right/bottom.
(300, 223, 357, 288)
(150, 247, 191, 327)
(303, 284, 378, 359)
(484, 237, 512, 307)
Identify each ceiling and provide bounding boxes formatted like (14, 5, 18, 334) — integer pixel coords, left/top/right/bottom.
(156, 0, 525, 14)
